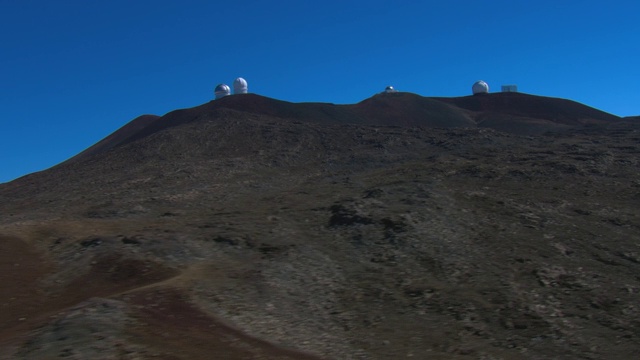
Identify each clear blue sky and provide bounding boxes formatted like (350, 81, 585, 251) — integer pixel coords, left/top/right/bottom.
(1, 1, 638, 183)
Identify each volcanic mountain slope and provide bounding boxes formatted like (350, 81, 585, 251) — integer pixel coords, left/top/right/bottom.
(434, 92, 621, 135)
(64, 114, 159, 164)
(1, 96, 639, 359)
(433, 92, 619, 125)
(62, 92, 620, 165)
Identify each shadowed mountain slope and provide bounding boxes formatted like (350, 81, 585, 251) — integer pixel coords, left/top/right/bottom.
(432, 92, 620, 125)
(63, 92, 621, 165)
(1, 93, 637, 359)
(64, 114, 160, 164)
(352, 92, 474, 128)
(121, 93, 474, 145)
(433, 92, 621, 135)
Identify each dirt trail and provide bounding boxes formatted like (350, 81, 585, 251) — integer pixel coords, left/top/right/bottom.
(0, 235, 325, 359)
(125, 287, 325, 360)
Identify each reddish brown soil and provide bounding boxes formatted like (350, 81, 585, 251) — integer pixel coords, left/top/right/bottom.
(0, 235, 176, 356)
(0, 234, 327, 359)
(0, 236, 54, 349)
(1, 94, 637, 359)
(125, 288, 324, 360)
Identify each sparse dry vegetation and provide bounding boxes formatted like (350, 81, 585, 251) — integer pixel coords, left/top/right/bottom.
(1, 93, 638, 359)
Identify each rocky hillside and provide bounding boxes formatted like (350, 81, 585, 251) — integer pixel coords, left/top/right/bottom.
(0, 94, 638, 359)
(62, 92, 620, 164)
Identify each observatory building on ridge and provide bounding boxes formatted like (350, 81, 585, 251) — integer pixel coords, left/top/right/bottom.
(233, 77, 248, 94)
(472, 80, 489, 95)
(383, 86, 398, 93)
(214, 84, 231, 99)
(501, 84, 518, 93)
(214, 78, 249, 99)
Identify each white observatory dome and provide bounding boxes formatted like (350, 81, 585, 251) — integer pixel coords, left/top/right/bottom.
(233, 77, 248, 94)
(472, 80, 489, 95)
(384, 85, 398, 93)
(214, 84, 231, 99)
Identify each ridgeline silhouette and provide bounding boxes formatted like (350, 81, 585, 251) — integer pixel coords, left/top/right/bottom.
(1, 92, 638, 359)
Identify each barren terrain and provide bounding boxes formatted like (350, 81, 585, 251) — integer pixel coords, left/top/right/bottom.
(1, 93, 639, 359)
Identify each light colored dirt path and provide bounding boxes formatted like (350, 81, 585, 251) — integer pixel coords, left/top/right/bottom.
(0, 235, 325, 359)
(125, 287, 325, 360)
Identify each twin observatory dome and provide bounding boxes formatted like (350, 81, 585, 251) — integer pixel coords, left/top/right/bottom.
(213, 77, 518, 100)
(215, 77, 248, 99)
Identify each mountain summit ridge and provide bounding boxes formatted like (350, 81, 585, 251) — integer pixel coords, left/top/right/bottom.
(1, 90, 638, 359)
(66, 92, 621, 165)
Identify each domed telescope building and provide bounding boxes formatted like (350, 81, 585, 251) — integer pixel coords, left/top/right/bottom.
(472, 80, 489, 95)
(383, 85, 398, 93)
(214, 84, 231, 99)
(233, 77, 248, 94)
